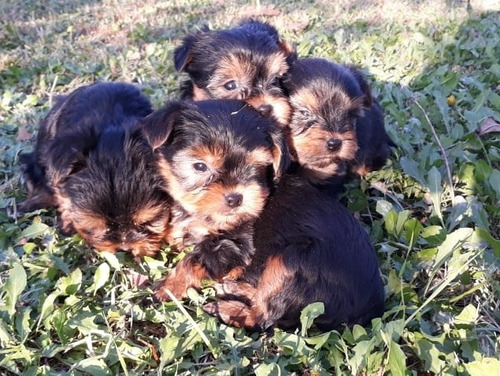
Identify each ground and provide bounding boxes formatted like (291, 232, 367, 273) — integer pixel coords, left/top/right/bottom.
(0, 1, 499, 375)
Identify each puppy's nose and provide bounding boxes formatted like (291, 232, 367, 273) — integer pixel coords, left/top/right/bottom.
(326, 138, 342, 152)
(257, 104, 273, 117)
(225, 193, 243, 208)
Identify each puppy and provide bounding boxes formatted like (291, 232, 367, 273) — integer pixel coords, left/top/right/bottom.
(141, 99, 288, 301)
(282, 58, 394, 186)
(174, 19, 295, 126)
(204, 172, 385, 332)
(19, 82, 172, 258)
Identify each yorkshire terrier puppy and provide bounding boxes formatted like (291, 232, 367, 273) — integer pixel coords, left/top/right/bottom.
(141, 99, 288, 301)
(19, 82, 171, 258)
(204, 172, 385, 332)
(282, 58, 394, 187)
(174, 19, 295, 126)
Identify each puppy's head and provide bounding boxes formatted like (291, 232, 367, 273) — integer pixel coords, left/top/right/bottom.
(142, 99, 288, 233)
(175, 20, 295, 126)
(51, 126, 171, 258)
(18, 82, 154, 213)
(282, 58, 375, 181)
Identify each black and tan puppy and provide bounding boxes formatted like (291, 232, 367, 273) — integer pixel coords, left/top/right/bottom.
(19, 82, 171, 258)
(141, 99, 288, 301)
(174, 19, 295, 126)
(204, 173, 385, 332)
(282, 58, 394, 186)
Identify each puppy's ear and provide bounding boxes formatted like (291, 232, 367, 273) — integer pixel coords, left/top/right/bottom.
(279, 38, 296, 58)
(174, 26, 210, 72)
(47, 149, 87, 189)
(270, 128, 290, 181)
(174, 35, 195, 72)
(140, 101, 193, 150)
(346, 65, 373, 108)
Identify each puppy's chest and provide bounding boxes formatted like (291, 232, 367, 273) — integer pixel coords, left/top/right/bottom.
(166, 204, 218, 249)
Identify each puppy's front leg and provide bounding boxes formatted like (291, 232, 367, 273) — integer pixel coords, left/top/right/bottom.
(154, 253, 208, 301)
(154, 231, 253, 301)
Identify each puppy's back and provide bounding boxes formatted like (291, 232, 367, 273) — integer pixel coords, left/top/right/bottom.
(250, 174, 385, 331)
(19, 82, 152, 212)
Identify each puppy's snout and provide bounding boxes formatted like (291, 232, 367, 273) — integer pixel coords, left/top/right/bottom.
(326, 138, 342, 152)
(225, 193, 243, 208)
(257, 104, 273, 117)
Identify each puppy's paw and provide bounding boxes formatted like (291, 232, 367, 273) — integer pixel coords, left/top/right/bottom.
(203, 300, 256, 329)
(153, 275, 187, 302)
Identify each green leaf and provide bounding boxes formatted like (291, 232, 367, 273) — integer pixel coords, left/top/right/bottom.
(413, 335, 447, 373)
(3, 263, 27, 317)
(395, 210, 411, 237)
(16, 222, 49, 242)
(274, 331, 311, 357)
(463, 358, 500, 376)
(75, 358, 113, 376)
(404, 218, 423, 248)
(400, 157, 426, 186)
(455, 304, 478, 325)
(433, 228, 473, 271)
(255, 363, 280, 376)
(15, 307, 31, 343)
(90, 263, 110, 295)
(488, 168, 500, 201)
(37, 291, 59, 327)
(303, 331, 331, 349)
(300, 302, 325, 336)
(388, 340, 406, 376)
(375, 200, 393, 217)
(474, 227, 500, 258)
(420, 225, 446, 246)
(0, 319, 13, 346)
(349, 339, 376, 372)
(427, 166, 443, 221)
(56, 268, 82, 296)
(352, 324, 368, 341)
(384, 210, 398, 237)
(100, 251, 121, 271)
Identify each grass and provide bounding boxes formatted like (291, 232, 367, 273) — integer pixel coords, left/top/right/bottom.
(1, 0, 500, 375)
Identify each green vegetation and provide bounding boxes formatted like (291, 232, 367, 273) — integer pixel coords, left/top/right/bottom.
(1, 1, 499, 374)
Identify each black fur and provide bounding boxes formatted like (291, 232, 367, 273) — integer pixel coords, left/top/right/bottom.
(282, 58, 394, 190)
(174, 20, 292, 95)
(19, 82, 171, 258)
(206, 173, 385, 332)
(143, 99, 289, 301)
(19, 82, 153, 212)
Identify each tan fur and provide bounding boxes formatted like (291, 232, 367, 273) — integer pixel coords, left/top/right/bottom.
(245, 93, 292, 127)
(245, 147, 274, 167)
(207, 255, 294, 329)
(207, 54, 255, 99)
(155, 258, 208, 301)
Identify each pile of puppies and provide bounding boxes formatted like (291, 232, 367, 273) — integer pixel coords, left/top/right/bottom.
(19, 20, 392, 333)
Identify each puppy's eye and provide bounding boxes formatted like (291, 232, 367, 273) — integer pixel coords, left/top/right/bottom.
(147, 219, 166, 231)
(193, 162, 208, 172)
(224, 81, 238, 91)
(270, 77, 280, 87)
(298, 109, 311, 117)
(304, 120, 315, 130)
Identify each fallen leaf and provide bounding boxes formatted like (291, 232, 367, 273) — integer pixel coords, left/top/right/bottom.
(478, 117, 500, 135)
(17, 126, 32, 141)
(446, 95, 456, 107)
